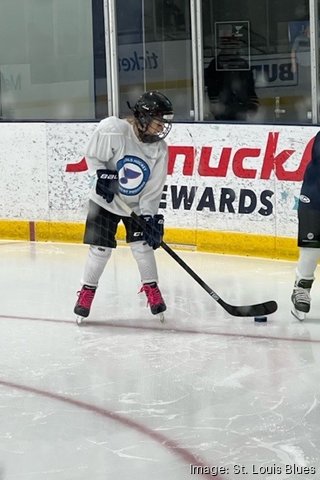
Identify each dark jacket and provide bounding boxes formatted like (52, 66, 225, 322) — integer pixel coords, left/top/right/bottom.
(205, 55, 259, 121)
(299, 131, 320, 210)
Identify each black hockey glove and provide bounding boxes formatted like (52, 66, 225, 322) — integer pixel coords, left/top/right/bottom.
(96, 169, 119, 203)
(141, 214, 164, 250)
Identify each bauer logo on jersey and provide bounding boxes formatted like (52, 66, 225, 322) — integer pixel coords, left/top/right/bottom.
(117, 155, 150, 196)
(299, 194, 311, 203)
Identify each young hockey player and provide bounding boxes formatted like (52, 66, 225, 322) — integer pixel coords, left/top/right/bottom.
(74, 90, 174, 321)
(291, 130, 320, 320)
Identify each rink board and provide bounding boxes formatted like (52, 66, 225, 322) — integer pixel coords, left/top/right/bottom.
(0, 121, 315, 259)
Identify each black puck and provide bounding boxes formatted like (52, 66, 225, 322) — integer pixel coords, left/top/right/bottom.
(254, 316, 267, 322)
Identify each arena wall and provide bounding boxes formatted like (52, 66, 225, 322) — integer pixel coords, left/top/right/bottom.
(0, 122, 316, 260)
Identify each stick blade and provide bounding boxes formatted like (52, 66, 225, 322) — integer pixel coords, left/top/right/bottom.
(222, 300, 278, 317)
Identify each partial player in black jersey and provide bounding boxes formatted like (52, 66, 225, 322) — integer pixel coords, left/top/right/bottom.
(291, 131, 320, 320)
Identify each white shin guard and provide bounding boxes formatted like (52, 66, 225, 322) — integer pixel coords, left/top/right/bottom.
(296, 247, 319, 281)
(81, 245, 112, 287)
(130, 241, 159, 284)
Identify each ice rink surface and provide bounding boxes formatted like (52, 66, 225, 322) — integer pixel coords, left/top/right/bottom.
(0, 240, 320, 480)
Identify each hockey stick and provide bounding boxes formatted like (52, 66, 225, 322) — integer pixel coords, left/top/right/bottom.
(119, 200, 277, 317)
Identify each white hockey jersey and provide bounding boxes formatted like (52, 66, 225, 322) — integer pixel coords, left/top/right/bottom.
(85, 116, 168, 217)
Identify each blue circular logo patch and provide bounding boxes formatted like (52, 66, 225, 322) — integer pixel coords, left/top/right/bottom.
(117, 155, 150, 196)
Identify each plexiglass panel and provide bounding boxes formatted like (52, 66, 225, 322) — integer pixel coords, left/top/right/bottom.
(202, 0, 311, 123)
(0, 0, 106, 120)
(117, 0, 194, 121)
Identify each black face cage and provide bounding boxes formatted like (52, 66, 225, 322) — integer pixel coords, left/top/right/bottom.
(135, 112, 173, 143)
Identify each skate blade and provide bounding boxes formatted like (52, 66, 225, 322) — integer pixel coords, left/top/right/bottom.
(76, 316, 86, 326)
(291, 308, 306, 321)
(158, 313, 165, 323)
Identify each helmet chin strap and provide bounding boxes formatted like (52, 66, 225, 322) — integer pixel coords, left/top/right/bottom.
(133, 121, 147, 141)
(133, 117, 159, 144)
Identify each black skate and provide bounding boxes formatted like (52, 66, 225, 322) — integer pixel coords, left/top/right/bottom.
(291, 278, 313, 321)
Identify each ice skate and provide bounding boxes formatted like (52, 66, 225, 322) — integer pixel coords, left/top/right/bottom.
(74, 285, 96, 324)
(140, 282, 166, 323)
(291, 278, 313, 322)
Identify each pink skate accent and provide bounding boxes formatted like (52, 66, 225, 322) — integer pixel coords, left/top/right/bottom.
(139, 283, 166, 315)
(77, 287, 95, 309)
(74, 285, 96, 318)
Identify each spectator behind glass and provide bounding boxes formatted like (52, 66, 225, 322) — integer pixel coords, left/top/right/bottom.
(204, 48, 259, 121)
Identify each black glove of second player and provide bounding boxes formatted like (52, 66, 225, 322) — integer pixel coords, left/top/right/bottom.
(96, 169, 119, 203)
(141, 214, 164, 250)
